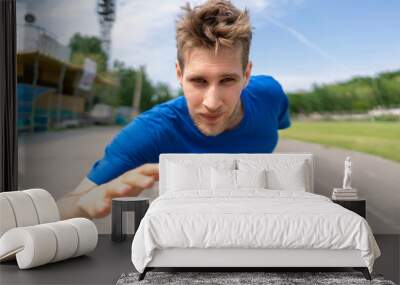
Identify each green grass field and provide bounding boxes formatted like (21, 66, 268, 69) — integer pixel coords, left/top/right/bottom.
(279, 121, 400, 163)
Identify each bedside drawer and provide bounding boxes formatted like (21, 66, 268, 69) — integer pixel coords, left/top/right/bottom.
(332, 199, 366, 219)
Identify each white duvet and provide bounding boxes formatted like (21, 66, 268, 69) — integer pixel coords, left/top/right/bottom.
(131, 190, 380, 273)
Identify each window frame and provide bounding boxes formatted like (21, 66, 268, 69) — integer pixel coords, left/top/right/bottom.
(0, 0, 18, 192)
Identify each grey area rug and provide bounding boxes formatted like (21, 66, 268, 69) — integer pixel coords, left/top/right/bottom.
(116, 271, 396, 285)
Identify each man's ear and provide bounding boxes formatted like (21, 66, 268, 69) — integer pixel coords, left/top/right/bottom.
(176, 61, 183, 86)
(243, 61, 252, 87)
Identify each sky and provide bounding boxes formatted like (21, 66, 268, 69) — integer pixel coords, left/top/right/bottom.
(17, 0, 400, 93)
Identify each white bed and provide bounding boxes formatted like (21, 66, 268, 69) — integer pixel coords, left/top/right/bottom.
(131, 154, 380, 281)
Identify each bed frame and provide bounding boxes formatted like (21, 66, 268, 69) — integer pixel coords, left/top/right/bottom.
(138, 248, 371, 280)
(138, 154, 372, 281)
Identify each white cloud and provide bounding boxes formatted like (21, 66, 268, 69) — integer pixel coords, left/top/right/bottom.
(277, 61, 400, 92)
(111, 1, 183, 87)
(278, 73, 351, 92)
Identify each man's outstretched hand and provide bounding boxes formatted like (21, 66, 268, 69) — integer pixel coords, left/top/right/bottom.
(78, 163, 159, 219)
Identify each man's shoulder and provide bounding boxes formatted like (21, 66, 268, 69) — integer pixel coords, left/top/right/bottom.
(141, 96, 185, 118)
(247, 75, 284, 95)
(245, 75, 286, 105)
(124, 96, 187, 131)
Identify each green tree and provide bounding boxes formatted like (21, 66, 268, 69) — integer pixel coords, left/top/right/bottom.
(287, 69, 400, 115)
(67, 35, 175, 111)
(69, 33, 108, 73)
(112, 61, 175, 112)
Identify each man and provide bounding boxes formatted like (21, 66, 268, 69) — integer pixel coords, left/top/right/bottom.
(57, 0, 291, 220)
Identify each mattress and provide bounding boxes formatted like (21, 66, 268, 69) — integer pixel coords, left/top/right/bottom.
(131, 190, 381, 273)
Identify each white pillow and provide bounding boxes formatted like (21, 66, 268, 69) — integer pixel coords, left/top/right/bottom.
(166, 159, 236, 192)
(238, 159, 307, 191)
(267, 162, 306, 191)
(166, 162, 211, 191)
(236, 169, 267, 189)
(211, 168, 236, 190)
(211, 169, 268, 190)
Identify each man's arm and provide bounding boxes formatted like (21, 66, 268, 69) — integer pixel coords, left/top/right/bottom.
(58, 103, 165, 220)
(57, 163, 159, 220)
(57, 177, 98, 220)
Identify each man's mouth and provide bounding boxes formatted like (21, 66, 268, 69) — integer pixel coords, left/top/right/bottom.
(199, 112, 224, 123)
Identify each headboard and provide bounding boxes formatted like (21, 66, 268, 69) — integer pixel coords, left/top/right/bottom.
(159, 153, 314, 195)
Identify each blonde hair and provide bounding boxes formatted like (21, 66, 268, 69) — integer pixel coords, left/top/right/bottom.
(176, 0, 252, 72)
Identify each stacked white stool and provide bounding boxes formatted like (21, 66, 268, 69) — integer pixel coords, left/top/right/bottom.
(0, 189, 98, 269)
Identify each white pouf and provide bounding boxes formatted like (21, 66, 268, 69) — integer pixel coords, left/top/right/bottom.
(0, 226, 57, 269)
(0, 196, 17, 237)
(0, 218, 98, 269)
(24, 188, 60, 223)
(64, 218, 98, 257)
(0, 189, 98, 269)
(0, 191, 39, 227)
(42, 221, 79, 262)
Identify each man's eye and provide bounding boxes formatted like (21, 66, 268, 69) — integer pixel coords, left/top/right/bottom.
(221, 78, 235, 83)
(192, 78, 206, 84)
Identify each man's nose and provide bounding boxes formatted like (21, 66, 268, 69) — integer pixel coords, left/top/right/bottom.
(202, 85, 223, 113)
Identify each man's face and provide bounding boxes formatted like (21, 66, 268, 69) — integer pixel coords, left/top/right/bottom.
(176, 45, 252, 136)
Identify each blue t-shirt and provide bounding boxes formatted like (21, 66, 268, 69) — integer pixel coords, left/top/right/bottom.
(87, 75, 291, 185)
